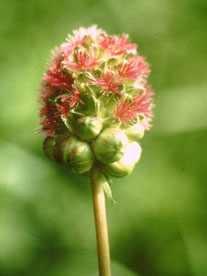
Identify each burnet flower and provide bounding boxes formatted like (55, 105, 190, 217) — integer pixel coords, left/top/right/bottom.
(39, 25, 154, 182)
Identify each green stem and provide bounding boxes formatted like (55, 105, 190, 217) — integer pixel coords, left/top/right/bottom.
(90, 165, 111, 276)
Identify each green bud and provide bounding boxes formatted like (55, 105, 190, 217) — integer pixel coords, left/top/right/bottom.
(62, 114, 75, 133)
(56, 136, 94, 173)
(75, 116, 103, 141)
(104, 142, 142, 177)
(82, 35, 95, 48)
(93, 128, 129, 163)
(78, 92, 100, 116)
(125, 123, 145, 141)
(43, 136, 57, 161)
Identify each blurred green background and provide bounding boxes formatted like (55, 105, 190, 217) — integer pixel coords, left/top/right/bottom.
(0, 0, 207, 275)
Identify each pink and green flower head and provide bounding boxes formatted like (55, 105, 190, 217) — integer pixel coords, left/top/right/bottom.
(39, 25, 154, 177)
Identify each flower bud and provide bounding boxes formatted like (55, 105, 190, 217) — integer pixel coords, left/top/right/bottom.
(104, 142, 142, 177)
(75, 116, 103, 141)
(43, 136, 57, 161)
(125, 123, 145, 141)
(56, 136, 94, 173)
(93, 128, 129, 163)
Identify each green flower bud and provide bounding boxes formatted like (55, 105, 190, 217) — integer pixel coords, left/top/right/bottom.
(125, 123, 145, 141)
(75, 116, 103, 141)
(78, 92, 100, 116)
(104, 142, 142, 177)
(93, 128, 129, 163)
(62, 113, 75, 134)
(43, 136, 58, 161)
(56, 136, 94, 173)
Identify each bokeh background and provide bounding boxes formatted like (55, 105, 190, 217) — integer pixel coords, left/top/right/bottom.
(0, 0, 207, 275)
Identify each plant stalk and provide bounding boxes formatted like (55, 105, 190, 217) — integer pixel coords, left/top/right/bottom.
(90, 165, 111, 276)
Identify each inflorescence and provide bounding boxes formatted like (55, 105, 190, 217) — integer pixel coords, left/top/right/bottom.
(39, 25, 154, 178)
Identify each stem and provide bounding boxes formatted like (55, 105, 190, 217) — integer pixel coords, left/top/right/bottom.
(90, 165, 111, 276)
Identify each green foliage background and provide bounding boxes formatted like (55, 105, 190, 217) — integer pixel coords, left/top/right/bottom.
(0, 0, 207, 275)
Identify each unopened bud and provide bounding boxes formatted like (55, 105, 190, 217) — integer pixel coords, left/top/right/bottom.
(125, 123, 145, 141)
(104, 142, 142, 177)
(56, 136, 94, 173)
(43, 136, 58, 161)
(93, 128, 129, 163)
(75, 116, 103, 141)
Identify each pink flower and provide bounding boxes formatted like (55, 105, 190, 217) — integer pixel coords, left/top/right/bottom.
(39, 26, 155, 179)
(98, 34, 136, 56)
(61, 25, 104, 58)
(40, 118, 57, 136)
(39, 26, 154, 136)
(117, 57, 150, 80)
(65, 48, 100, 71)
(55, 85, 84, 118)
(114, 92, 153, 126)
(90, 71, 123, 96)
(77, 25, 104, 41)
(41, 54, 72, 97)
(61, 32, 86, 58)
(39, 97, 59, 135)
(39, 79, 83, 134)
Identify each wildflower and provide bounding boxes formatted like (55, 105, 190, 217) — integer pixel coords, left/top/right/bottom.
(39, 25, 154, 177)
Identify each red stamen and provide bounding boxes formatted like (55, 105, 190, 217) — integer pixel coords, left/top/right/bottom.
(99, 34, 136, 56)
(41, 54, 72, 97)
(90, 71, 123, 96)
(118, 57, 150, 80)
(65, 48, 99, 71)
(114, 92, 153, 126)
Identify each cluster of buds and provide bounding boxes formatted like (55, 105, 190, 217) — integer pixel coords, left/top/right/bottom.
(39, 26, 154, 179)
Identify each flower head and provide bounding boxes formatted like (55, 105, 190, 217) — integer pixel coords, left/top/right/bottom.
(39, 25, 154, 177)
